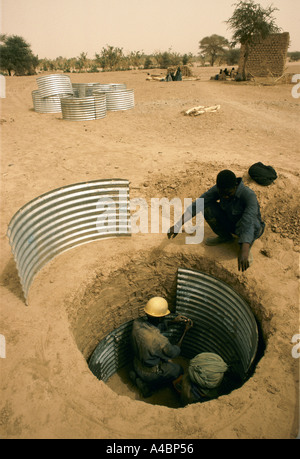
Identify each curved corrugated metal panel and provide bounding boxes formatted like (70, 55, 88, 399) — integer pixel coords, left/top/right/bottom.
(72, 83, 103, 97)
(88, 269, 258, 383)
(32, 90, 66, 113)
(89, 321, 133, 381)
(176, 268, 258, 378)
(36, 74, 73, 98)
(97, 83, 127, 92)
(7, 179, 131, 303)
(61, 93, 106, 121)
(94, 89, 134, 111)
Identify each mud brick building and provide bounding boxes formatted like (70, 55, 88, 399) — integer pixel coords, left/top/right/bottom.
(238, 32, 290, 77)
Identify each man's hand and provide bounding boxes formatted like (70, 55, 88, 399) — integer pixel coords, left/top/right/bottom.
(173, 314, 188, 322)
(184, 319, 193, 331)
(238, 243, 251, 272)
(174, 315, 193, 330)
(173, 315, 193, 326)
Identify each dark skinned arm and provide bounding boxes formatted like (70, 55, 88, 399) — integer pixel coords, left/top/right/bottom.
(238, 242, 251, 272)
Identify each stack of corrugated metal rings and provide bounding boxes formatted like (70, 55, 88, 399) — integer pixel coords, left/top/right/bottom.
(61, 82, 107, 121)
(32, 74, 74, 113)
(32, 78, 134, 119)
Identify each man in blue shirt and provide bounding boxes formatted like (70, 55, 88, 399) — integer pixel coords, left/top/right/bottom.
(168, 170, 265, 272)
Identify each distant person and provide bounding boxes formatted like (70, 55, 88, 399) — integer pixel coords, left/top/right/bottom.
(167, 169, 265, 272)
(215, 69, 222, 80)
(219, 70, 226, 80)
(174, 67, 182, 81)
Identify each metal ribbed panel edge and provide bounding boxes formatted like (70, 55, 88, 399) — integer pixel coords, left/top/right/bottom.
(94, 89, 134, 111)
(72, 83, 103, 97)
(36, 74, 74, 98)
(88, 315, 181, 382)
(176, 268, 258, 378)
(96, 83, 127, 92)
(61, 93, 106, 121)
(32, 90, 67, 113)
(7, 179, 131, 303)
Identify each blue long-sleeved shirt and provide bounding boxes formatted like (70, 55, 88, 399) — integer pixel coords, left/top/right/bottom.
(189, 178, 265, 244)
(131, 317, 181, 367)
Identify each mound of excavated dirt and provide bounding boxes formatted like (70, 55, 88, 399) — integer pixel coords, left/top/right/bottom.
(0, 63, 299, 439)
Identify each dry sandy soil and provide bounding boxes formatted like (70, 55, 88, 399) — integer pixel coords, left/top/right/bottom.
(0, 63, 299, 439)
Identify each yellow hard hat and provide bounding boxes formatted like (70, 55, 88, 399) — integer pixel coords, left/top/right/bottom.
(144, 297, 170, 317)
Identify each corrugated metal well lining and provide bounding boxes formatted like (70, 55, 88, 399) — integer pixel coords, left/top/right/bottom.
(94, 89, 134, 111)
(36, 74, 74, 98)
(7, 179, 131, 303)
(88, 268, 258, 382)
(32, 90, 67, 113)
(176, 268, 258, 378)
(61, 93, 107, 121)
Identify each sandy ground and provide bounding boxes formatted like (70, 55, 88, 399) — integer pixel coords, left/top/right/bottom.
(0, 63, 299, 439)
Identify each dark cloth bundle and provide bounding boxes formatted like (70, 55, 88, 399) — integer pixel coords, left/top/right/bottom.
(248, 162, 277, 186)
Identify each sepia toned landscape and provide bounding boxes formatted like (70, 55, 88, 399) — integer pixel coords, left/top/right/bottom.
(0, 61, 299, 439)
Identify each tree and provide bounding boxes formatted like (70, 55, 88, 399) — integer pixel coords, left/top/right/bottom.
(95, 45, 124, 71)
(182, 53, 193, 65)
(226, 1, 281, 80)
(199, 35, 229, 66)
(155, 51, 172, 69)
(225, 48, 241, 65)
(128, 51, 144, 69)
(0, 34, 38, 75)
(76, 52, 88, 71)
(288, 51, 300, 62)
(144, 56, 154, 69)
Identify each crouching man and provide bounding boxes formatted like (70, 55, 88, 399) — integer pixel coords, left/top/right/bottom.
(130, 297, 193, 398)
(177, 352, 228, 406)
(168, 169, 265, 272)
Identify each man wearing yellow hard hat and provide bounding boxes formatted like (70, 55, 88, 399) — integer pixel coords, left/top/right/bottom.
(130, 297, 193, 398)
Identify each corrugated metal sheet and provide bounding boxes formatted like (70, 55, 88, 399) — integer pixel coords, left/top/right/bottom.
(89, 321, 133, 381)
(72, 83, 103, 97)
(61, 93, 107, 121)
(96, 83, 127, 92)
(7, 179, 131, 303)
(88, 268, 258, 383)
(94, 89, 134, 111)
(176, 268, 258, 378)
(36, 74, 73, 98)
(32, 90, 67, 113)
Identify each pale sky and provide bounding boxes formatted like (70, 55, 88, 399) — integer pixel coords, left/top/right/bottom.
(1, 0, 299, 59)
